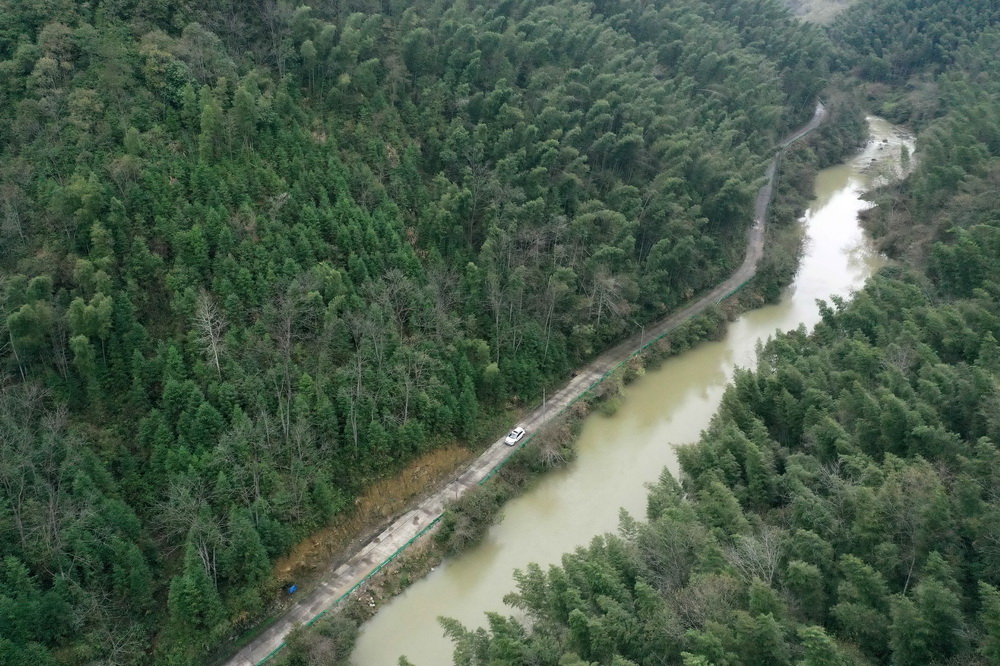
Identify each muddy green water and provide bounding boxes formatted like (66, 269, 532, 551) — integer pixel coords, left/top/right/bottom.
(351, 117, 913, 666)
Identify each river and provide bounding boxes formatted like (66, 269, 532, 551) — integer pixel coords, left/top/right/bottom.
(350, 117, 913, 666)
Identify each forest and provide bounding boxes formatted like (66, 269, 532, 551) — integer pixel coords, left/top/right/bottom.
(433, 1, 1000, 665)
(0, 0, 839, 663)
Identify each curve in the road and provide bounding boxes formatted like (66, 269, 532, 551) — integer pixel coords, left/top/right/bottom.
(223, 101, 828, 666)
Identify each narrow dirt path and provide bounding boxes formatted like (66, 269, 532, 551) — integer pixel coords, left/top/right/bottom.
(224, 101, 828, 666)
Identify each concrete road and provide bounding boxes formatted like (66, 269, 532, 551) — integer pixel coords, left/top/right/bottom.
(223, 102, 828, 666)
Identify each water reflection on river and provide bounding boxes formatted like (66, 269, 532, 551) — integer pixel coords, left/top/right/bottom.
(351, 117, 913, 666)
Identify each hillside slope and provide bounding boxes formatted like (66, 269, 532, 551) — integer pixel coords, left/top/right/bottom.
(0, 0, 833, 663)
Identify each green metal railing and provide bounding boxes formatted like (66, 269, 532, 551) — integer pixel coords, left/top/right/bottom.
(257, 514, 443, 664)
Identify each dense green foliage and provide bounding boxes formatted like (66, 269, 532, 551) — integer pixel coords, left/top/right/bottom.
(441, 3, 1000, 665)
(858, 23, 1000, 252)
(442, 150, 1000, 666)
(281, 614, 358, 666)
(829, 0, 1000, 127)
(0, 0, 833, 662)
(829, 0, 1000, 83)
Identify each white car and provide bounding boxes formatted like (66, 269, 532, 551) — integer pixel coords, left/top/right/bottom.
(504, 427, 526, 446)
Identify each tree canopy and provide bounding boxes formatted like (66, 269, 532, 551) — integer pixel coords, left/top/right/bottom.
(437, 2, 1000, 665)
(0, 0, 837, 662)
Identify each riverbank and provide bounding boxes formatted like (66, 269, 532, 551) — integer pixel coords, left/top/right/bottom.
(351, 114, 910, 666)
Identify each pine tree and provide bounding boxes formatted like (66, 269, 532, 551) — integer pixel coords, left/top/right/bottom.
(221, 508, 270, 588)
(167, 541, 225, 634)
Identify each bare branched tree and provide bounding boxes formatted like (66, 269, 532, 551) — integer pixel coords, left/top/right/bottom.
(423, 266, 461, 342)
(1, 185, 25, 242)
(267, 276, 322, 441)
(0, 398, 35, 551)
(589, 269, 629, 327)
(396, 348, 434, 425)
(75, 590, 148, 665)
(671, 573, 742, 630)
(638, 518, 713, 594)
(364, 269, 418, 339)
(214, 413, 272, 521)
(724, 523, 785, 585)
(0, 272, 27, 381)
(343, 309, 380, 454)
(157, 476, 212, 555)
(193, 290, 226, 379)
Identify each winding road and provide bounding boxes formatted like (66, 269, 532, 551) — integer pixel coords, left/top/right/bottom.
(223, 101, 828, 666)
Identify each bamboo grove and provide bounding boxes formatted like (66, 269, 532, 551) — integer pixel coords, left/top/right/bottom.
(434, 2, 1000, 665)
